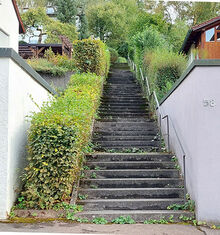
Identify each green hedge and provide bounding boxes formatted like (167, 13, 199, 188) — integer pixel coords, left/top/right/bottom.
(146, 49, 187, 100)
(72, 38, 110, 77)
(20, 73, 104, 209)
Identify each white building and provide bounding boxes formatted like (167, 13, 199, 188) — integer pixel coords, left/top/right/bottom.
(0, 0, 55, 219)
(0, 0, 25, 51)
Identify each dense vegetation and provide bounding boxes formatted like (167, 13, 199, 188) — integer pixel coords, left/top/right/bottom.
(27, 48, 75, 76)
(19, 40, 110, 208)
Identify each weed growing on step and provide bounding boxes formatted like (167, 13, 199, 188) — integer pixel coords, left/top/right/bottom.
(92, 217, 108, 224)
(167, 194, 195, 212)
(171, 156, 177, 162)
(144, 218, 168, 224)
(83, 166, 90, 170)
(52, 202, 83, 212)
(80, 172, 86, 179)
(91, 172, 97, 179)
(78, 194, 88, 200)
(90, 184, 98, 189)
(112, 216, 136, 224)
(94, 166, 100, 170)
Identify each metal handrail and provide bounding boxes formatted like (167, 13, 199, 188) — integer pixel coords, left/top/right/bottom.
(128, 59, 187, 202)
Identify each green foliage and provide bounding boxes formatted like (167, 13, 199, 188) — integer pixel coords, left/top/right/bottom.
(21, 7, 78, 44)
(27, 48, 75, 76)
(112, 216, 135, 224)
(72, 38, 110, 77)
(92, 217, 108, 224)
(167, 194, 195, 212)
(27, 58, 68, 76)
(20, 73, 104, 209)
(78, 194, 88, 200)
(146, 48, 187, 100)
(168, 20, 189, 53)
(117, 57, 127, 63)
(78, 14, 89, 40)
(144, 218, 168, 224)
(109, 48, 119, 64)
(45, 20, 78, 43)
(55, 0, 77, 24)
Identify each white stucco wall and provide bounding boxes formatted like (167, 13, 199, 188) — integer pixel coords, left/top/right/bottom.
(0, 57, 51, 219)
(159, 65, 220, 222)
(0, 1, 19, 51)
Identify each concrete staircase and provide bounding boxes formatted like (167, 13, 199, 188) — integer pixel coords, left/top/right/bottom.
(77, 64, 193, 222)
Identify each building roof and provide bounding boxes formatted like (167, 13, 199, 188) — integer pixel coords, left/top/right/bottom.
(12, 0, 25, 34)
(180, 15, 220, 54)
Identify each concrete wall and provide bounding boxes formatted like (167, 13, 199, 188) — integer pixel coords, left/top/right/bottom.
(0, 49, 55, 219)
(0, 1, 19, 51)
(159, 60, 220, 223)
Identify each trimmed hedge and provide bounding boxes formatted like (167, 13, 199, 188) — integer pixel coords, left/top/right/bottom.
(72, 38, 110, 77)
(20, 73, 104, 209)
(109, 47, 119, 64)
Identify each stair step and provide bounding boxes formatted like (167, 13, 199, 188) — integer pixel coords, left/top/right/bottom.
(78, 198, 184, 211)
(93, 136, 158, 141)
(86, 161, 175, 170)
(99, 113, 149, 118)
(86, 153, 173, 162)
(79, 188, 184, 199)
(94, 125, 157, 131)
(96, 118, 154, 122)
(75, 210, 194, 222)
(94, 141, 160, 148)
(95, 146, 159, 151)
(80, 178, 183, 188)
(84, 169, 179, 178)
(94, 130, 158, 136)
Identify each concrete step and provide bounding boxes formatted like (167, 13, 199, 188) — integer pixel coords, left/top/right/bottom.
(99, 110, 148, 114)
(94, 125, 157, 131)
(86, 153, 173, 162)
(95, 146, 159, 151)
(75, 210, 194, 222)
(96, 118, 154, 122)
(80, 178, 183, 188)
(100, 104, 148, 109)
(99, 113, 149, 118)
(93, 136, 158, 141)
(94, 140, 160, 148)
(84, 169, 179, 178)
(94, 131, 158, 136)
(95, 121, 155, 127)
(78, 198, 184, 211)
(79, 188, 184, 199)
(86, 161, 175, 170)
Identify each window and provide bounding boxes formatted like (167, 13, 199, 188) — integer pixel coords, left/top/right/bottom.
(217, 32, 220, 41)
(206, 28, 215, 42)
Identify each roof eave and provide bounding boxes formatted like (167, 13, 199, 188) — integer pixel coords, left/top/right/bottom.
(179, 29, 193, 54)
(12, 0, 26, 34)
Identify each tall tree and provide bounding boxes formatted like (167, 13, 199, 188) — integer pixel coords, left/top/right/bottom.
(55, 0, 77, 24)
(21, 7, 78, 43)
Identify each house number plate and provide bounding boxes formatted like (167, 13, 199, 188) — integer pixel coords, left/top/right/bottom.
(203, 99, 216, 107)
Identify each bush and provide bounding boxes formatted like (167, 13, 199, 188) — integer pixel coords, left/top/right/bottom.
(117, 57, 127, 63)
(27, 58, 68, 76)
(20, 73, 104, 209)
(72, 38, 110, 77)
(109, 47, 119, 64)
(146, 48, 187, 100)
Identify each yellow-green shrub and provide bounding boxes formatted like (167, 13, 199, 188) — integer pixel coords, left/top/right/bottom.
(145, 48, 187, 100)
(20, 73, 104, 209)
(72, 38, 110, 77)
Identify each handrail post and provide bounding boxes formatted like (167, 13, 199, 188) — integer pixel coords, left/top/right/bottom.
(162, 115, 170, 152)
(183, 155, 187, 202)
